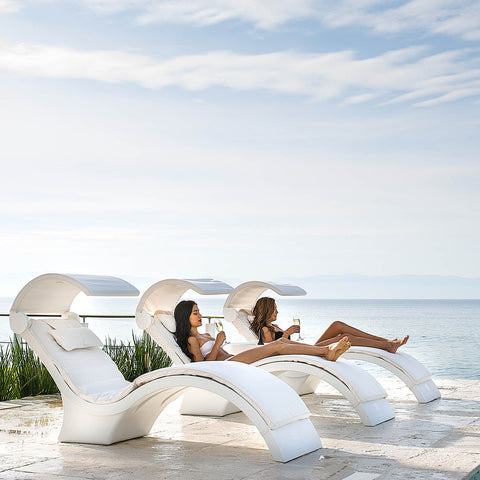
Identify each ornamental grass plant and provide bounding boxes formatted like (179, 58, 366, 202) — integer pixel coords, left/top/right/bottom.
(0, 343, 15, 401)
(10, 336, 58, 398)
(0, 339, 58, 401)
(0, 332, 171, 401)
(103, 332, 171, 382)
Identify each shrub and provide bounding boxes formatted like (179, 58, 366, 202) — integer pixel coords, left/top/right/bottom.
(10, 337, 59, 398)
(103, 332, 171, 382)
(0, 344, 15, 401)
(0, 332, 171, 400)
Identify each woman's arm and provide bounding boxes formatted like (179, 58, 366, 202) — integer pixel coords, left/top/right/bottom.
(261, 326, 275, 343)
(188, 332, 227, 362)
(204, 331, 226, 361)
(187, 336, 206, 362)
(282, 324, 300, 338)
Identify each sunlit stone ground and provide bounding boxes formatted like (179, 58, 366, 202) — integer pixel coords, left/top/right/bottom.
(0, 378, 479, 480)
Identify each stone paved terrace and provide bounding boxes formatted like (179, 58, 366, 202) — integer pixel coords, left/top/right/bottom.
(1, 378, 479, 480)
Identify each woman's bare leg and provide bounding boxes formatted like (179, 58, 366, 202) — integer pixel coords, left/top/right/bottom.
(316, 321, 387, 343)
(315, 333, 409, 353)
(315, 321, 408, 352)
(230, 337, 351, 364)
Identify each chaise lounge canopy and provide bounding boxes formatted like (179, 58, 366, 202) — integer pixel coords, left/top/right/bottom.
(136, 278, 234, 316)
(10, 273, 139, 317)
(224, 281, 306, 311)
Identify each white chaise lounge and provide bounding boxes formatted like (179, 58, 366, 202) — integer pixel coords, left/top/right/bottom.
(136, 278, 395, 427)
(9, 273, 322, 462)
(224, 281, 441, 404)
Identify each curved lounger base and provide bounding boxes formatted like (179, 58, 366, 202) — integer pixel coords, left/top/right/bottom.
(58, 362, 322, 463)
(59, 386, 186, 445)
(181, 356, 394, 427)
(255, 356, 394, 427)
(342, 347, 441, 403)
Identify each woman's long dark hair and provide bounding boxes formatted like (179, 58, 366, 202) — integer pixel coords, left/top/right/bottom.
(250, 297, 276, 337)
(174, 300, 196, 360)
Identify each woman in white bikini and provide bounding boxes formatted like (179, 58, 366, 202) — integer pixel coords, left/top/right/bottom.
(250, 297, 409, 353)
(174, 300, 351, 363)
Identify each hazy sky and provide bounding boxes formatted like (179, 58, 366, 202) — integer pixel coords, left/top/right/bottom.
(1, 0, 479, 291)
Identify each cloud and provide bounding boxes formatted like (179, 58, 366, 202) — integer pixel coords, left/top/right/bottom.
(0, 39, 479, 106)
(5, 1, 479, 41)
(76, 0, 480, 41)
(322, 0, 480, 41)
(133, 0, 315, 29)
(6, 1, 480, 41)
(342, 93, 381, 105)
(0, 0, 19, 12)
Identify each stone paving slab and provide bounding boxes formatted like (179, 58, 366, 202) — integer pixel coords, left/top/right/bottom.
(0, 378, 479, 480)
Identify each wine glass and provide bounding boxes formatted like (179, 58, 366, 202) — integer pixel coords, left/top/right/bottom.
(293, 317, 302, 340)
(215, 321, 227, 343)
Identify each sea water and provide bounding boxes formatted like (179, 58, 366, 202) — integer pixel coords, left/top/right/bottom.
(1, 296, 479, 380)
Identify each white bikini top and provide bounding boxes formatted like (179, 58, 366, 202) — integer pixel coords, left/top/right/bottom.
(200, 340, 215, 357)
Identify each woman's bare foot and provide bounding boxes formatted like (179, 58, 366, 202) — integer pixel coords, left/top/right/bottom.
(388, 335, 409, 353)
(326, 337, 351, 361)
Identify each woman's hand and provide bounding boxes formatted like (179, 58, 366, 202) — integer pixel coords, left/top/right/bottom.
(283, 325, 300, 338)
(215, 331, 226, 345)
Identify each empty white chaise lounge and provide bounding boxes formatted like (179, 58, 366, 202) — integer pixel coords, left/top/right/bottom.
(224, 281, 441, 404)
(9, 273, 322, 462)
(136, 278, 394, 427)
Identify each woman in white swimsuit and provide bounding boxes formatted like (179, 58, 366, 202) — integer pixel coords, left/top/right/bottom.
(174, 300, 351, 363)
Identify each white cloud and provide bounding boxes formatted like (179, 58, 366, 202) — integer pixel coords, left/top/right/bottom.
(134, 0, 314, 29)
(342, 92, 381, 105)
(5, 1, 480, 41)
(0, 39, 479, 106)
(79, 0, 148, 14)
(0, 0, 20, 12)
(76, 0, 480, 41)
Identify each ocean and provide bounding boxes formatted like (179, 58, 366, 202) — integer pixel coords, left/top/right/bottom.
(1, 296, 479, 380)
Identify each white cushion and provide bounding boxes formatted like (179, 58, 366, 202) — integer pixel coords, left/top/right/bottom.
(156, 313, 176, 333)
(30, 319, 132, 403)
(234, 311, 258, 343)
(50, 326, 103, 351)
(149, 322, 191, 365)
(43, 317, 83, 329)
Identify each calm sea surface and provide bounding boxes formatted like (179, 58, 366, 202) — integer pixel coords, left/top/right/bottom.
(1, 296, 479, 380)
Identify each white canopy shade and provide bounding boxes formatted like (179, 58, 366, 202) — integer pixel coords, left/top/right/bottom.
(136, 278, 234, 314)
(224, 281, 306, 311)
(10, 273, 140, 314)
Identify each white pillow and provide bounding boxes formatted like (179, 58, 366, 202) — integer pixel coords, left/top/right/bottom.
(42, 317, 83, 329)
(156, 313, 176, 333)
(50, 326, 103, 351)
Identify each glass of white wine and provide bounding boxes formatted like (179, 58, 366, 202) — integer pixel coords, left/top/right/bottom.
(293, 317, 302, 340)
(215, 321, 227, 344)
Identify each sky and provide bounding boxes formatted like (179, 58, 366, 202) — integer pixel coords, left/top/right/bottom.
(0, 0, 479, 295)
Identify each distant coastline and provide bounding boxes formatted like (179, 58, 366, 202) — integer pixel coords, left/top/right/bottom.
(277, 274, 480, 299)
(1, 273, 480, 300)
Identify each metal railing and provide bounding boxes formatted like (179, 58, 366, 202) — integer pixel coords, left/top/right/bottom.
(0, 313, 225, 345)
